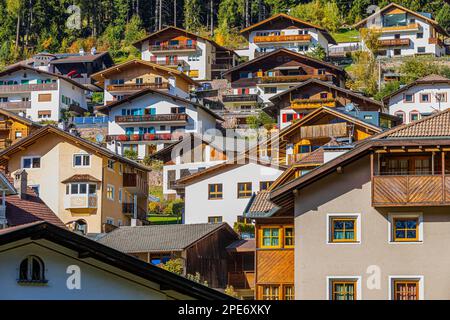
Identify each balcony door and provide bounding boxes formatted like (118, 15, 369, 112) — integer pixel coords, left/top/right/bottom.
(383, 156, 432, 175)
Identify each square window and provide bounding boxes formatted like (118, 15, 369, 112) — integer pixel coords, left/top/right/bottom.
(392, 279, 420, 300)
(208, 184, 223, 200)
(393, 217, 418, 241)
(260, 181, 273, 191)
(237, 182, 252, 198)
(417, 47, 426, 53)
(331, 218, 357, 242)
(208, 216, 223, 223)
(261, 285, 280, 300)
(416, 32, 423, 39)
(261, 228, 280, 247)
(284, 227, 294, 247)
(330, 280, 356, 300)
(404, 94, 414, 102)
(73, 154, 90, 167)
(22, 157, 41, 169)
(420, 94, 430, 103)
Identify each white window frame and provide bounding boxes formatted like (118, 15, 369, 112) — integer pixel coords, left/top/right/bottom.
(326, 213, 361, 245)
(388, 212, 423, 244)
(21, 156, 41, 169)
(106, 184, 115, 201)
(326, 276, 362, 300)
(106, 217, 114, 225)
(73, 153, 91, 168)
(388, 275, 424, 300)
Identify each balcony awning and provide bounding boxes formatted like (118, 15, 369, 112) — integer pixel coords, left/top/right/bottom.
(61, 174, 101, 184)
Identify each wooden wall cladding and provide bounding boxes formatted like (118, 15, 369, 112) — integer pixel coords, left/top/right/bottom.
(256, 249, 294, 284)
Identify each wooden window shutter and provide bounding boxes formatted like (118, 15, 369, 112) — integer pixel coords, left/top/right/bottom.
(38, 94, 52, 102)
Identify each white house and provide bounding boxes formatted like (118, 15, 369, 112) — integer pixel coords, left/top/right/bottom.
(175, 161, 285, 226)
(133, 26, 239, 81)
(239, 13, 337, 60)
(0, 221, 230, 300)
(383, 74, 450, 124)
(0, 65, 89, 122)
(100, 89, 222, 159)
(354, 3, 448, 57)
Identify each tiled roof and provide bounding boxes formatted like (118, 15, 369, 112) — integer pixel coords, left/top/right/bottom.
(4, 175, 65, 228)
(244, 191, 279, 218)
(61, 174, 101, 183)
(295, 148, 324, 165)
(97, 223, 237, 253)
(226, 239, 255, 252)
(382, 109, 450, 138)
(416, 74, 450, 82)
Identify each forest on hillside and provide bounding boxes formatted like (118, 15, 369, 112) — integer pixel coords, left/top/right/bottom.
(0, 0, 449, 66)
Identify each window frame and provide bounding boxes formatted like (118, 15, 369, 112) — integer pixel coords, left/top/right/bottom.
(330, 217, 357, 243)
(21, 156, 41, 169)
(327, 277, 361, 300)
(388, 213, 423, 244)
(237, 182, 252, 199)
(284, 226, 295, 248)
(260, 227, 281, 249)
(420, 93, 431, 103)
(409, 110, 420, 122)
(394, 111, 406, 124)
(327, 214, 361, 245)
(392, 217, 419, 242)
(208, 183, 223, 200)
(403, 93, 414, 103)
(72, 153, 91, 168)
(260, 181, 273, 191)
(208, 216, 223, 223)
(106, 184, 115, 201)
(389, 276, 423, 300)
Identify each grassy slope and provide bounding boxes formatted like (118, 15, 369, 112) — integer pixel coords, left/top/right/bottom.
(331, 29, 360, 43)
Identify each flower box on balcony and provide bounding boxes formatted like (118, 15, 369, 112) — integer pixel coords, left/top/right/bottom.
(117, 135, 129, 141)
(159, 134, 172, 140)
(129, 134, 141, 141)
(143, 133, 156, 141)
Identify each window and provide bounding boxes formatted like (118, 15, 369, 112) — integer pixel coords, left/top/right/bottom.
(65, 183, 97, 195)
(330, 217, 357, 242)
(118, 188, 122, 203)
(420, 93, 430, 103)
(73, 154, 90, 167)
(417, 47, 426, 53)
(106, 217, 114, 225)
(284, 227, 294, 247)
(38, 93, 52, 102)
(237, 182, 252, 198)
(264, 87, 277, 94)
(15, 131, 23, 139)
(208, 216, 223, 223)
(284, 286, 295, 300)
(107, 159, 115, 170)
(410, 111, 420, 122)
(436, 92, 447, 102)
(262, 285, 279, 300)
(392, 279, 420, 300)
(395, 111, 405, 123)
(150, 253, 171, 265)
(260, 181, 273, 191)
(393, 217, 419, 242)
(135, 78, 143, 85)
(119, 164, 123, 175)
(416, 32, 423, 39)
(18, 256, 46, 284)
(22, 156, 41, 169)
(261, 228, 280, 248)
(393, 49, 401, 56)
(330, 280, 356, 300)
(107, 185, 115, 200)
(404, 94, 414, 103)
(208, 184, 223, 200)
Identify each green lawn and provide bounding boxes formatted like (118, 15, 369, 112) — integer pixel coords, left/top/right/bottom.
(148, 215, 181, 225)
(331, 29, 360, 43)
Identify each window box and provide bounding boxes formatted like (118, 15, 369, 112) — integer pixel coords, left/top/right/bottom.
(129, 134, 141, 141)
(117, 135, 129, 141)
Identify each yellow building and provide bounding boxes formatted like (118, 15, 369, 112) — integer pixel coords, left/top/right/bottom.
(0, 109, 41, 149)
(0, 125, 150, 234)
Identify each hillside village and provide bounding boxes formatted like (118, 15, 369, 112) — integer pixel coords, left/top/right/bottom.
(1, 1, 450, 301)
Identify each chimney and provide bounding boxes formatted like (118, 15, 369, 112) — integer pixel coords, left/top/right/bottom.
(79, 48, 85, 56)
(14, 170, 28, 200)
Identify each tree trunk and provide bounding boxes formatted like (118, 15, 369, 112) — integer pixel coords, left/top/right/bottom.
(15, 14, 20, 52)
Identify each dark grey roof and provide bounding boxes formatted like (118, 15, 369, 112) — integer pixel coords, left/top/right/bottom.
(97, 223, 235, 253)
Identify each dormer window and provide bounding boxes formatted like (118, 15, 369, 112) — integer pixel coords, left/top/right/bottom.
(18, 255, 47, 284)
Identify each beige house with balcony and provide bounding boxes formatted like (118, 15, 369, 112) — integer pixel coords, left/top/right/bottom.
(0, 125, 150, 234)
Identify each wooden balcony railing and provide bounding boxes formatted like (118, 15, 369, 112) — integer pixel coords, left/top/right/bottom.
(149, 44, 198, 52)
(106, 133, 174, 142)
(0, 101, 32, 110)
(228, 271, 255, 290)
(123, 173, 137, 188)
(429, 37, 445, 46)
(115, 114, 188, 123)
(372, 174, 450, 207)
(254, 34, 312, 43)
(107, 83, 169, 92)
(291, 98, 337, 109)
(380, 23, 420, 32)
(0, 83, 57, 93)
(0, 121, 12, 130)
(379, 38, 410, 47)
(123, 172, 149, 196)
(222, 94, 259, 103)
(260, 74, 333, 84)
(122, 203, 147, 220)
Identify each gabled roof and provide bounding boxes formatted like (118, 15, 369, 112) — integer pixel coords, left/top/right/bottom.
(382, 74, 450, 103)
(268, 78, 383, 110)
(243, 191, 280, 218)
(0, 64, 90, 91)
(0, 108, 41, 128)
(223, 48, 345, 76)
(91, 59, 200, 87)
(240, 13, 337, 45)
(132, 26, 238, 55)
(49, 51, 113, 64)
(61, 174, 101, 184)
(97, 223, 238, 253)
(96, 87, 223, 121)
(0, 125, 151, 172)
(0, 221, 233, 300)
(353, 2, 449, 36)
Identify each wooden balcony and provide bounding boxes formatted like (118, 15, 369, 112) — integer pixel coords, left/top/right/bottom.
(291, 98, 337, 109)
(254, 34, 312, 43)
(115, 114, 188, 124)
(106, 83, 169, 92)
(429, 37, 445, 46)
(0, 101, 31, 110)
(228, 271, 255, 290)
(222, 94, 259, 103)
(149, 44, 198, 53)
(380, 23, 420, 32)
(0, 83, 57, 93)
(64, 195, 97, 210)
(372, 175, 450, 207)
(379, 38, 410, 47)
(259, 74, 333, 84)
(123, 172, 149, 195)
(0, 121, 12, 131)
(106, 133, 174, 142)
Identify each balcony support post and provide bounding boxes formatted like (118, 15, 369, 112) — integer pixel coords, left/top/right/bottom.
(370, 151, 374, 205)
(442, 151, 446, 202)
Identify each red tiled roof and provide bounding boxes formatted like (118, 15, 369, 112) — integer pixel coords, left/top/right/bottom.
(4, 175, 65, 228)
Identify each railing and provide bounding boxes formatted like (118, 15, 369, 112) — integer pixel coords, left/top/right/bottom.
(115, 114, 188, 123)
(64, 195, 97, 209)
(372, 174, 450, 206)
(0, 101, 32, 110)
(222, 94, 259, 103)
(151, 60, 189, 67)
(379, 38, 410, 47)
(429, 38, 445, 46)
(107, 83, 169, 91)
(254, 34, 312, 43)
(0, 83, 57, 93)
(149, 44, 198, 51)
(291, 98, 336, 109)
(329, 44, 360, 57)
(260, 74, 333, 84)
(211, 63, 230, 70)
(106, 133, 174, 142)
(228, 271, 255, 290)
(123, 172, 149, 195)
(380, 23, 420, 32)
(72, 116, 109, 125)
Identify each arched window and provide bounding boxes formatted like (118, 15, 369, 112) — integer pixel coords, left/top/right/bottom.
(18, 255, 46, 283)
(409, 110, 420, 123)
(394, 111, 406, 124)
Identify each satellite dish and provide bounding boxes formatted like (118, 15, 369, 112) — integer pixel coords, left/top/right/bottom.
(345, 103, 355, 112)
(95, 133, 104, 143)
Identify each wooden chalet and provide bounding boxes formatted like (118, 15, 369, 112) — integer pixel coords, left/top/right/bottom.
(0, 109, 41, 150)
